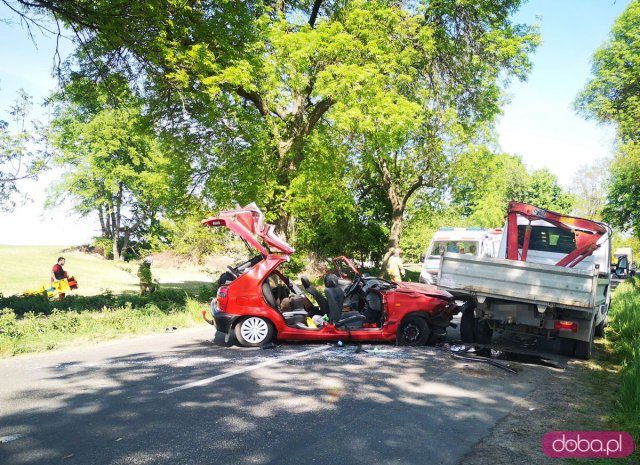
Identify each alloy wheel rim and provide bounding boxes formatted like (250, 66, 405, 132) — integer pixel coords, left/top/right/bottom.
(241, 317, 269, 344)
(404, 324, 420, 343)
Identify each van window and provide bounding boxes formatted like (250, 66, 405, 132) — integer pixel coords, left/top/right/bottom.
(428, 241, 480, 257)
(517, 226, 575, 254)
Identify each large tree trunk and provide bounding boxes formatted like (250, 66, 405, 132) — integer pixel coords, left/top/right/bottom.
(376, 156, 424, 277)
(235, 87, 333, 240)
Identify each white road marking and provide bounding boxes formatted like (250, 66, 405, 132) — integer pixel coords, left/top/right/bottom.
(159, 345, 329, 394)
(0, 434, 24, 443)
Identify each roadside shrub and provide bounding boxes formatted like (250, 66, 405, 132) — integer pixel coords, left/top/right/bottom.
(0, 286, 217, 318)
(0, 309, 21, 338)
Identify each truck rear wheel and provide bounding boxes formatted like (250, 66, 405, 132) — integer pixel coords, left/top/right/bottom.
(575, 324, 595, 360)
(558, 338, 576, 356)
(476, 320, 493, 344)
(460, 308, 476, 343)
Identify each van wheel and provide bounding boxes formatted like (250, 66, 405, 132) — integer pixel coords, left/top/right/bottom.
(397, 317, 430, 346)
(235, 317, 274, 347)
(460, 308, 476, 343)
(575, 324, 595, 360)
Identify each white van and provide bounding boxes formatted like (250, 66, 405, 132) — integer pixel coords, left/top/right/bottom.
(419, 228, 503, 284)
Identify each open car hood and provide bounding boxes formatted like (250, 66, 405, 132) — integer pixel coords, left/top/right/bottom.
(202, 203, 295, 256)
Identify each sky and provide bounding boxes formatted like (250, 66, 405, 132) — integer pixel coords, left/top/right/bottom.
(0, 0, 632, 246)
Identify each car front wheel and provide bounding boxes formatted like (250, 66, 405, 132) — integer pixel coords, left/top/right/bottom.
(397, 317, 430, 346)
(235, 317, 274, 347)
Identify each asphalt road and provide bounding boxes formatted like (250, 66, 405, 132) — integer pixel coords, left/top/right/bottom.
(0, 321, 570, 465)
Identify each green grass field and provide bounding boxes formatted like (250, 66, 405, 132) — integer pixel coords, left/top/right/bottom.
(0, 245, 214, 297)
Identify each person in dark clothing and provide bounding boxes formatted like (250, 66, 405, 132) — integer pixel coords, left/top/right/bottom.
(51, 256, 68, 300)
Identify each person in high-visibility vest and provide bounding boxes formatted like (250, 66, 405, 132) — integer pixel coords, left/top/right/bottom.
(387, 248, 406, 283)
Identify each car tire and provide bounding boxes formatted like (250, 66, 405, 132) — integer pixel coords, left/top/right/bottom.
(234, 317, 274, 347)
(558, 338, 576, 356)
(397, 317, 430, 346)
(460, 308, 476, 343)
(476, 319, 493, 344)
(575, 323, 595, 360)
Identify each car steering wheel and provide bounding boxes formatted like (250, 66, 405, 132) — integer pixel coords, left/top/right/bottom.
(227, 266, 239, 278)
(344, 275, 362, 298)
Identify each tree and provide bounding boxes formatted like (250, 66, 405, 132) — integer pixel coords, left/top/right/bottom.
(576, 1, 640, 234)
(0, 88, 49, 211)
(3, 1, 537, 241)
(602, 142, 640, 236)
(48, 93, 174, 260)
(575, 1, 640, 142)
(569, 158, 610, 221)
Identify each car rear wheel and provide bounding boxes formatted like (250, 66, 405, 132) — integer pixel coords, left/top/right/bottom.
(235, 317, 274, 347)
(397, 317, 430, 346)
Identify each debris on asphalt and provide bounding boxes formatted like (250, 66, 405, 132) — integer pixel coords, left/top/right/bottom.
(354, 344, 367, 354)
(450, 352, 517, 374)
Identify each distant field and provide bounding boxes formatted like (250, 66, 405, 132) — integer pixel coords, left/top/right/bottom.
(0, 245, 215, 297)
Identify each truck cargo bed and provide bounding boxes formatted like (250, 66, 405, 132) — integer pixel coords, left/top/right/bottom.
(438, 253, 606, 310)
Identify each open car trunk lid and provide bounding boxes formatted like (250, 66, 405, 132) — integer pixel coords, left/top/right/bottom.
(202, 203, 294, 256)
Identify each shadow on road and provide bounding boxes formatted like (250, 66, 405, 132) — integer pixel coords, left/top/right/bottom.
(0, 330, 576, 465)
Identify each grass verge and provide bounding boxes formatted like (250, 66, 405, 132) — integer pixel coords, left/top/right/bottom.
(571, 277, 640, 464)
(607, 278, 640, 451)
(0, 287, 216, 357)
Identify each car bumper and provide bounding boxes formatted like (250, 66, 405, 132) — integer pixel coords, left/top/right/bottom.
(210, 299, 240, 333)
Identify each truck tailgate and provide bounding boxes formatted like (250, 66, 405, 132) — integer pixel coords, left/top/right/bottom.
(438, 253, 603, 310)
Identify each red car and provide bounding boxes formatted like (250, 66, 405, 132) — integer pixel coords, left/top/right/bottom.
(202, 203, 458, 347)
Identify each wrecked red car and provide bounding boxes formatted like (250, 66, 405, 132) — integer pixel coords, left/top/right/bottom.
(202, 203, 458, 347)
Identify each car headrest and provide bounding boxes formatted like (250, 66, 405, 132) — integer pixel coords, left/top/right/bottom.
(324, 273, 339, 288)
(300, 275, 311, 289)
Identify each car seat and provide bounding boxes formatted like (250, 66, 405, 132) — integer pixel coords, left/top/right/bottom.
(324, 274, 364, 328)
(300, 275, 329, 316)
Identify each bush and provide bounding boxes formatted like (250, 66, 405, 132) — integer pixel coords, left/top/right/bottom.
(0, 285, 217, 317)
(0, 287, 212, 356)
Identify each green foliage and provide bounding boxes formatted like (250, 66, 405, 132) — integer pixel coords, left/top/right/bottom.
(0, 88, 49, 212)
(0, 287, 216, 356)
(576, 1, 640, 141)
(0, 286, 216, 317)
(10, 0, 539, 260)
(92, 236, 114, 259)
(160, 215, 226, 263)
(607, 277, 640, 445)
(569, 158, 610, 221)
(577, 1, 640, 236)
(602, 142, 640, 236)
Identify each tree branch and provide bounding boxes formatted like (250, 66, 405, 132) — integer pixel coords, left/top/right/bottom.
(302, 97, 333, 136)
(402, 176, 424, 209)
(235, 86, 270, 117)
(309, 0, 323, 28)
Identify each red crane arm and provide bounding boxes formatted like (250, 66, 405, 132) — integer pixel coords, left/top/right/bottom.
(506, 202, 608, 267)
